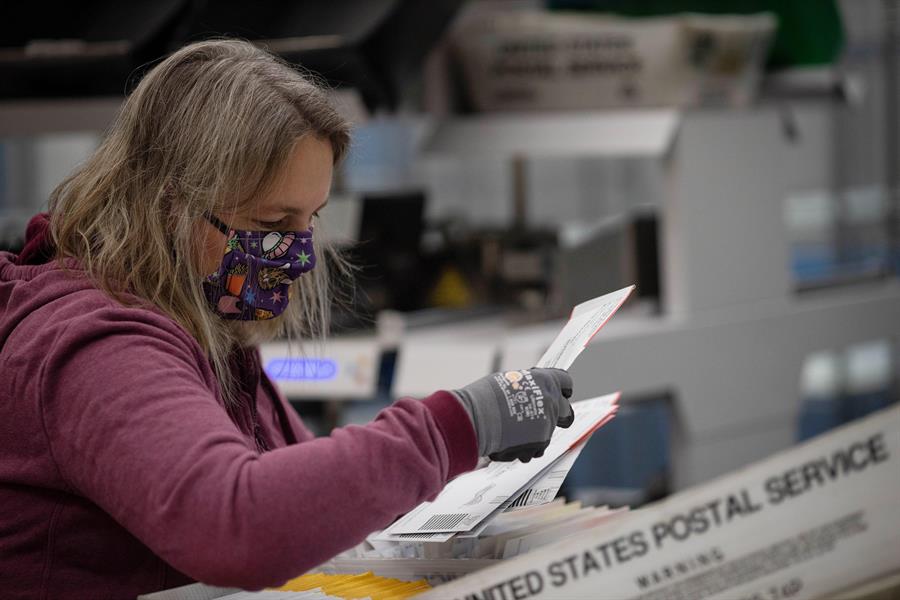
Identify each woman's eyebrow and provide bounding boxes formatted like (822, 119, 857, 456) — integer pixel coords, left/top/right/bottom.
(263, 199, 328, 215)
(262, 206, 299, 215)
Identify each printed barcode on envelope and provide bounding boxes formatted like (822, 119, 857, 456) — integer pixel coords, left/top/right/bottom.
(418, 513, 468, 531)
(508, 489, 534, 508)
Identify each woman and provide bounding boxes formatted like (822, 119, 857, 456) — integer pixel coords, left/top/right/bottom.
(0, 40, 574, 597)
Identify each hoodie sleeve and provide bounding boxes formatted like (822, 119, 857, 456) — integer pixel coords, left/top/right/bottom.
(37, 306, 477, 589)
(261, 369, 316, 444)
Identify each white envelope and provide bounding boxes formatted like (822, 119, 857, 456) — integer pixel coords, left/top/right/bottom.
(379, 394, 619, 536)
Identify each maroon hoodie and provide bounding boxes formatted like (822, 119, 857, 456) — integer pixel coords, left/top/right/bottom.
(0, 214, 477, 598)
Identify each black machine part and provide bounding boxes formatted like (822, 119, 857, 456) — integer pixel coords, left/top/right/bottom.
(0, 0, 464, 110)
(0, 0, 189, 98)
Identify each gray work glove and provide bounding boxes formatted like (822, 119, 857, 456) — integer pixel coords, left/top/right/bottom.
(451, 368, 575, 463)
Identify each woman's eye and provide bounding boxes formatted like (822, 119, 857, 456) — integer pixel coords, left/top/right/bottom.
(257, 219, 286, 229)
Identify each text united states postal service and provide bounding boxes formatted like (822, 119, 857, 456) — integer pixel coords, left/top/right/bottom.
(419, 405, 900, 600)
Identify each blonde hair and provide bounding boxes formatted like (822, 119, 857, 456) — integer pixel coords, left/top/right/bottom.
(49, 39, 352, 403)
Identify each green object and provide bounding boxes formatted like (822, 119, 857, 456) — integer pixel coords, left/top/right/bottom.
(546, 0, 844, 68)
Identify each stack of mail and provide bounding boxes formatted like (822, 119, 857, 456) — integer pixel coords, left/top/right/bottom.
(273, 572, 431, 599)
(327, 496, 631, 582)
(369, 393, 620, 546)
(367, 285, 635, 548)
(139, 573, 431, 600)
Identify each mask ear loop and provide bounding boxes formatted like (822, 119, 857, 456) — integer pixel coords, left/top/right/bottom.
(205, 213, 232, 235)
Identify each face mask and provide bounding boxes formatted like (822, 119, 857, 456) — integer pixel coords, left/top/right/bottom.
(202, 214, 316, 320)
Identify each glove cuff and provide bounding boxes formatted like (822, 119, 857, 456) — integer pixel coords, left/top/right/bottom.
(422, 391, 479, 479)
(450, 387, 502, 457)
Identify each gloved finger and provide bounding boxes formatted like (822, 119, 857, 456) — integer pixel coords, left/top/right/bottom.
(548, 368, 574, 398)
(489, 441, 549, 463)
(531, 440, 550, 459)
(557, 400, 575, 428)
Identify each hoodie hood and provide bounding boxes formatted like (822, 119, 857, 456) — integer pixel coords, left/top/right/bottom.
(0, 213, 89, 352)
(16, 212, 55, 265)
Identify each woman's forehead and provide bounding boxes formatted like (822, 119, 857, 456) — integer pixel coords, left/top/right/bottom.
(253, 136, 334, 214)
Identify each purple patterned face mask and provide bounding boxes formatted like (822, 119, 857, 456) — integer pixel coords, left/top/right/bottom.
(202, 214, 316, 320)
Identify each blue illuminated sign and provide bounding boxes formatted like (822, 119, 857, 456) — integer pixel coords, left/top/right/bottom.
(265, 357, 339, 381)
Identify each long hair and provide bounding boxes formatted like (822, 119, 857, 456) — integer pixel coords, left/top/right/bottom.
(48, 39, 352, 404)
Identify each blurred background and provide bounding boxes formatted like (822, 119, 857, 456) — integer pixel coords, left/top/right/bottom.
(1, 0, 899, 509)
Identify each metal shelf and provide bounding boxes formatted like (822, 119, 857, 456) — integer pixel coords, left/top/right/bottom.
(423, 108, 680, 159)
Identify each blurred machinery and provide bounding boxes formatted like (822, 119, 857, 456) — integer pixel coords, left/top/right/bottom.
(0, 0, 463, 110)
(390, 106, 900, 494)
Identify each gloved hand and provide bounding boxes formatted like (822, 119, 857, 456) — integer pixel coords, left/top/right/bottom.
(451, 368, 575, 463)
